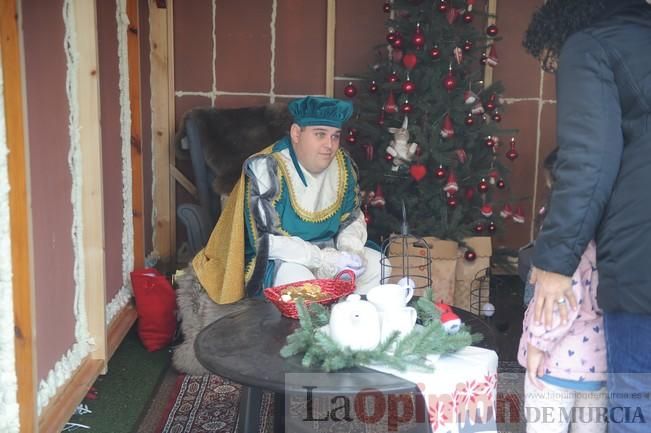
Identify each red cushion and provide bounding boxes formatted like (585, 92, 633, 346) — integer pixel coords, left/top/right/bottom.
(130, 268, 177, 351)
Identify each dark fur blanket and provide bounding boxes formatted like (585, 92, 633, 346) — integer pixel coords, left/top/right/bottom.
(174, 103, 292, 195)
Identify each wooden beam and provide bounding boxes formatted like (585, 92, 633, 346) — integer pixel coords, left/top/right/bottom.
(325, 0, 336, 97)
(127, 0, 145, 269)
(483, 0, 497, 87)
(170, 164, 198, 199)
(149, 0, 174, 261)
(75, 0, 108, 365)
(38, 358, 104, 433)
(1, 1, 37, 431)
(106, 303, 137, 360)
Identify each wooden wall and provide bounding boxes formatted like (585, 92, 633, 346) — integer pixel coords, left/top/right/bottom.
(169, 0, 552, 252)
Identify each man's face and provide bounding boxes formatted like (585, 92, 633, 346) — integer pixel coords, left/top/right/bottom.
(290, 124, 341, 174)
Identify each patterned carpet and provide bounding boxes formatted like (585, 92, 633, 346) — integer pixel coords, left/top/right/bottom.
(155, 374, 273, 433)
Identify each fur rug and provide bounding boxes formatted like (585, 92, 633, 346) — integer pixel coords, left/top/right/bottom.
(174, 103, 292, 195)
(172, 267, 258, 375)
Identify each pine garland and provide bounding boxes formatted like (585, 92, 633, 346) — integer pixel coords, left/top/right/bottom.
(280, 289, 482, 372)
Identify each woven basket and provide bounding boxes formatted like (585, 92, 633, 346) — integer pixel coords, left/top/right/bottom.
(263, 270, 356, 319)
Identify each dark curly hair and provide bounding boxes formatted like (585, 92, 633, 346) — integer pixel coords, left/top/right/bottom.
(523, 0, 608, 72)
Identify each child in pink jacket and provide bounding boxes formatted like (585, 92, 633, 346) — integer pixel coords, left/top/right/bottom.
(518, 149, 607, 433)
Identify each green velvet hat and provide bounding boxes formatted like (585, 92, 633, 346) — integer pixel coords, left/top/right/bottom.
(288, 96, 353, 128)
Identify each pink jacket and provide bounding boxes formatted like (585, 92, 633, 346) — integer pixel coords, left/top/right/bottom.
(518, 241, 606, 382)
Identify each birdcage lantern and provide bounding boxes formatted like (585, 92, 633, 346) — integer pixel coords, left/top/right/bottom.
(380, 203, 432, 293)
(470, 267, 492, 317)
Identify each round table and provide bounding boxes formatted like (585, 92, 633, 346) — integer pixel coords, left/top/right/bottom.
(195, 298, 497, 433)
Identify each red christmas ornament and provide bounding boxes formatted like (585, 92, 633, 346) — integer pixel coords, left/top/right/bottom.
(409, 163, 427, 182)
(392, 35, 404, 49)
(440, 114, 455, 138)
(447, 194, 458, 208)
(402, 79, 416, 94)
(474, 223, 485, 233)
(435, 165, 447, 179)
(402, 52, 418, 70)
(386, 31, 398, 45)
(464, 113, 474, 126)
(346, 129, 357, 144)
(497, 179, 506, 189)
(443, 70, 457, 92)
(400, 100, 413, 113)
(484, 136, 496, 148)
(500, 203, 513, 218)
(446, 8, 460, 25)
(488, 221, 497, 233)
(506, 137, 519, 161)
(430, 45, 441, 60)
(462, 11, 473, 23)
(387, 71, 400, 83)
(411, 24, 425, 49)
(369, 80, 379, 93)
(443, 171, 459, 193)
(464, 186, 474, 200)
(513, 207, 526, 224)
(486, 45, 499, 67)
(485, 94, 497, 112)
(384, 152, 393, 162)
(486, 24, 499, 37)
(385, 92, 398, 113)
(344, 82, 357, 98)
(370, 184, 386, 208)
(480, 204, 493, 218)
(492, 111, 502, 122)
(478, 178, 489, 193)
(463, 40, 473, 52)
(464, 250, 477, 261)
(383, 1, 391, 13)
(437, 1, 449, 13)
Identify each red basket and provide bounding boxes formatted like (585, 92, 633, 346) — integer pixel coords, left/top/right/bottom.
(263, 270, 356, 319)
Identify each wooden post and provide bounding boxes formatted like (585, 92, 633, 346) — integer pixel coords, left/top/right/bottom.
(483, 0, 497, 87)
(127, 0, 145, 268)
(1, 1, 37, 431)
(325, 0, 336, 97)
(149, 0, 175, 262)
(75, 0, 108, 366)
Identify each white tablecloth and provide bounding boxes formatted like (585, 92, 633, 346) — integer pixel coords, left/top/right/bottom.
(370, 346, 499, 433)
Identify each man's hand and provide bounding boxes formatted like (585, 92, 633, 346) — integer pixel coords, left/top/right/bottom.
(335, 251, 365, 277)
(530, 266, 576, 329)
(526, 344, 546, 390)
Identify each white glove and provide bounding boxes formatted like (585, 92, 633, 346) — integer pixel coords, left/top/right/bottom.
(317, 248, 365, 279)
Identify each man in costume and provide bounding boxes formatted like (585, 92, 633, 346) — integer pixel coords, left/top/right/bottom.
(191, 96, 383, 304)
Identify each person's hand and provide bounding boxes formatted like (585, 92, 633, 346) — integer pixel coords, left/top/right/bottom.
(526, 343, 546, 390)
(530, 266, 576, 329)
(335, 251, 365, 277)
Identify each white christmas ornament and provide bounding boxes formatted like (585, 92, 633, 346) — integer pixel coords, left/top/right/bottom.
(481, 302, 496, 317)
(397, 277, 416, 291)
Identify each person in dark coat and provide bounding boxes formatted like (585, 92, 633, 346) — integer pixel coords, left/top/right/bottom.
(523, 1, 651, 431)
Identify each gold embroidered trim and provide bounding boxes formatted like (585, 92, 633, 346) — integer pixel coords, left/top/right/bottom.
(273, 151, 348, 223)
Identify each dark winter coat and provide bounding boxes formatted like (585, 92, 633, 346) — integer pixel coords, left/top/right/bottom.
(532, 5, 651, 314)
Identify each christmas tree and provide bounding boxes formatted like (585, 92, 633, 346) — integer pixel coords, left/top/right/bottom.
(346, 0, 521, 243)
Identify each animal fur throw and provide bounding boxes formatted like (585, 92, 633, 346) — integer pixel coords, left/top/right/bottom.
(174, 103, 292, 195)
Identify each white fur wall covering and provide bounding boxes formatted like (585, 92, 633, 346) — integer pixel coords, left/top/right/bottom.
(106, 0, 134, 324)
(0, 43, 21, 433)
(37, 0, 94, 415)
